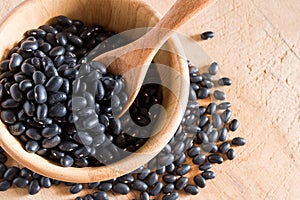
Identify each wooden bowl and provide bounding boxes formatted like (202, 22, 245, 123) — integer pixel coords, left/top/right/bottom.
(0, 0, 190, 182)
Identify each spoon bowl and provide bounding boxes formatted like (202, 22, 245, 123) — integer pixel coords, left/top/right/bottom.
(0, 0, 190, 182)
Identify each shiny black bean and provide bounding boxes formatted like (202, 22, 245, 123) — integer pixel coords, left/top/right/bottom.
(45, 65, 58, 78)
(0, 164, 6, 178)
(69, 35, 83, 47)
(47, 92, 67, 105)
(54, 55, 65, 66)
(39, 177, 51, 188)
(206, 103, 216, 114)
(208, 153, 223, 164)
(137, 168, 150, 180)
(201, 31, 214, 40)
(74, 157, 88, 168)
(56, 15, 72, 26)
(176, 164, 191, 176)
(0, 60, 9, 71)
(42, 124, 61, 138)
(84, 195, 94, 200)
(3, 166, 19, 181)
(232, 137, 246, 146)
(34, 84, 47, 104)
(175, 176, 188, 190)
(50, 149, 65, 160)
(162, 192, 179, 200)
(202, 171, 215, 179)
(208, 130, 219, 143)
(173, 141, 184, 155)
(70, 183, 83, 194)
(60, 155, 74, 167)
(29, 179, 41, 195)
(149, 182, 163, 196)
(36, 104, 48, 121)
(9, 122, 26, 136)
(87, 182, 100, 189)
(112, 183, 130, 194)
(1, 110, 17, 124)
(217, 102, 231, 110)
(219, 127, 228, 141)
(34, 50, 46, 58)
(42, 135, 61, 148)
(23, 101, 35, 117)
(1, 99, 20, 109)
(173, 153, 186, 166)
(218, 77, 232, 86)
(132, 180, 148, 191)
(95, 81, 105, 101)
(214, 90, 226, 100)
(93, 191, 108, 200)
(229, 119, 240, 131)
(208, 62, 218, 75)
(163, 183, 174, 194)
(199, 162, 213, 171)
(140, 191, 150, 200)
(188, 146, 201, 157)
(45, 76, 63, 92)
(98, 182, 112, 191)
(48, 103, 67, 118)
(25, 128, 42, 140)
(19, 80, 33, 91)
(145, 172, 158, 186)
(25, 140, 39, 152)
(74, 146, 92, 158)
(13, 177, 29, 188)
(163, 174, 177, 183)
(32, 71, 46, 85)
(219, 142, 231, 153)
(59, 141, 78, 152)
(40, 42, 52, 53)
(20, 168, 31, 179)
(227, 148, 236, 160)
(192, 153, 206, 165)
(221, 109, 232, 123)
(21, 63, 35, 75)
(194, 175, 206, 188)
(27, 29, 46, 38)
(21, 40, 39, 52)
(199, 115, 209, 127)
(0, 180, 11, 191)
(184, 184, 199, 195)
(10, 83, 23, 102)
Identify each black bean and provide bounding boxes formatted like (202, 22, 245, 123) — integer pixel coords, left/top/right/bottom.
(40, 177, 51, 188)
(163, 174, 177, 183)
(0, 180, 11, 191)
(140, 191, 150, 200)
(23, 101, 35, 117)
(21, 63, 36, 75)
(197, 88, 210, 99)
(201, 31, 214, 40)
(132, 180, 148, 191)
(232, 137, 246, 146)
(60, 155, 74, 167)
(214, 90, 226, 100)
(74, 157, 88, 168)
(56, 15, 73, 26)
(61, 78, 70, 94)
(75, 197, 83, 200)
(173, 141, 184, 155)
(145, 172, 158, 186)
(86, 182, 100, 189)
(25, 140, 39, 153)
(218, 77, 232, 86)
(27, 29, 46, 38)
(1, 110, 17, 124)
(21, 40, 39, 52)
(32, 71, 46, 85)
(19, 80, 33, 91)
(221, 109, 232, 123)
(194, 175, 206, 188)
(45, 65, 59, 78)
(36, 104, 48, 121)
(48, 103, 67, 118)
(69, 35, 83, 47)
(9, 53, 23, 71)
(70, 183, 83, 194)
(10, 83, 23, 102)
(219, 142, 231, 153)
(199, 162, 213, 171)
(112, 183, 130, 194)
(74, 146, 92, 158)
(219, 127, 228, 141)
(149, 182, 163, 196)
(50, 149, 65, 160)
(29, 179, 41, 195)
(42, 135, 61, 148)
(98, 182, 112, 191)
(13, 177, 29, 188)
(40, 42, 52, 53)
(176, 164, 191, 176)
(93, 191, 108, 200)
(175, 176, 188, 190)
(156, 166, 166, 175)
(208, 153, 223, 164)
(0, 60, 9, 71)
(227, 148, 236, 160)
(59, 141, 78, 152)
(73, 131, 93, 145)
(212, 113, 222, 128)
(192, 153, 206, 165)
(34, 84, 47, 104)
(3, 166, 19, 181)
(208, 62, 218, 75)
(0, 164, 6, 178)
(163, 183, 174, 194)
(206, 103, 217, 114)
(45, 76, 63, 92)
(173, 153, 186, 166)
(217, 102, 231, 110)
(1, 99, 20, 109)
(199, 115, 209, 127)
(184, 184, 199, 195)
(229, 119, 240, 131)
(202, 171, 215, 179)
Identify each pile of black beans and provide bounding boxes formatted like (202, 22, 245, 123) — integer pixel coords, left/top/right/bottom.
(0, 15, 246, 200)
(0, 16, 162, 167)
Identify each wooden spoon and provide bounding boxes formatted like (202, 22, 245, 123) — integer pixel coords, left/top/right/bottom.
(93, 0, 215, 117)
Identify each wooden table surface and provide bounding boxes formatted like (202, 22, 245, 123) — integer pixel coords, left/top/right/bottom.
(0, 0, 299, 199)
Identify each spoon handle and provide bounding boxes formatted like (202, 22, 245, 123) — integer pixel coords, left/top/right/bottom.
(141, 0, 215, 48)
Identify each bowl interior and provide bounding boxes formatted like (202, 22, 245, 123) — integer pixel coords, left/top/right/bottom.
(0, 0, 189, 182)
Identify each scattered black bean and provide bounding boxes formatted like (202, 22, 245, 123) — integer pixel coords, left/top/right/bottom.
(229, 119, 240, 131)
(184, 184, 199, 195)
(232, 137, 246, 146)
(201, 31, 214, 40)
(194, 175, 206, 188)
(202, 171, 215, 180)
(112, 183, 130, 194)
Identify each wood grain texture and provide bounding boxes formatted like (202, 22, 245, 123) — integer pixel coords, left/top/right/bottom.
(0, 0, 299, 199)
